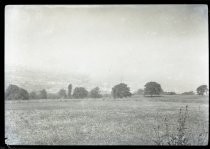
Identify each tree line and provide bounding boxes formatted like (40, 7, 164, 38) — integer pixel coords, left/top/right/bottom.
(5, 82, 208, 100)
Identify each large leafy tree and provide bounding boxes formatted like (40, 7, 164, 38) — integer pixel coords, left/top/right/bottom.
(72, 87, 88, 99)
(89, 87, 102, 98)
(111, 83, 132, 98)
(144, 82, 163, 97)
(5, 84, 29, 100)
(197, 85, 208, 95)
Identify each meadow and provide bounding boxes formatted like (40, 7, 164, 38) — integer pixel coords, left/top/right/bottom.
(5, 95, 209, 145)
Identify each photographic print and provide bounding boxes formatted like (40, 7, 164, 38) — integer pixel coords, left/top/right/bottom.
(5, 5, 209, 145)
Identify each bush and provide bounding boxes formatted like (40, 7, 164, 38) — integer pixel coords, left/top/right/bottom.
(111, 83, 132, 98)
(89, 87, 102, 98)
(72, 87, 88, 99)
(5, 84, 29, 100)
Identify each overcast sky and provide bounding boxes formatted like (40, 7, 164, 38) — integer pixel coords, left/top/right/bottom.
(5, 5, 208, 93)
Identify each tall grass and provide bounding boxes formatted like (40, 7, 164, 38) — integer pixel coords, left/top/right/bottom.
(5, 96, 208, 145)
(153, 105, 208, 145)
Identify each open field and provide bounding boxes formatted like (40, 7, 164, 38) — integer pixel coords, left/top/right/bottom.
(5, 95, 209, 145)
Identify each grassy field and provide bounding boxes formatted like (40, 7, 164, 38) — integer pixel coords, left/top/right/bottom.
(5, 95, 209, 145)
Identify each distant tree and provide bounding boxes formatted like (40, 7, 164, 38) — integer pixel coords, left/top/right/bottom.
(5, 84, 19, 100)
(164, 91, 176, 95)
(68, 84, 72, 98)
(111, 83, 132, 98)
(29, 91, 38, 99)
(39, 89, 47, 99)
(196, 85, 208, 96)
(136, 89, 144, 95)
(102, 94, 112, 98)
(58, 89, 67, 99)
(89, 87, 102, 98)
(47, 93, 59, 99)
(144, 82, 163, 97)
(181, 91, 195, 95)
(5, 84, 29, 100)
(19, 88, 29, 100)
(72, 87, 88, 99)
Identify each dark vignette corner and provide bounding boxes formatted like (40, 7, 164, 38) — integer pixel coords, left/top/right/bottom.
(0, 0, 5, 149)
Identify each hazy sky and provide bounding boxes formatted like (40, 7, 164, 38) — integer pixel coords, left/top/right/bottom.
(5, 5, 208, 93)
